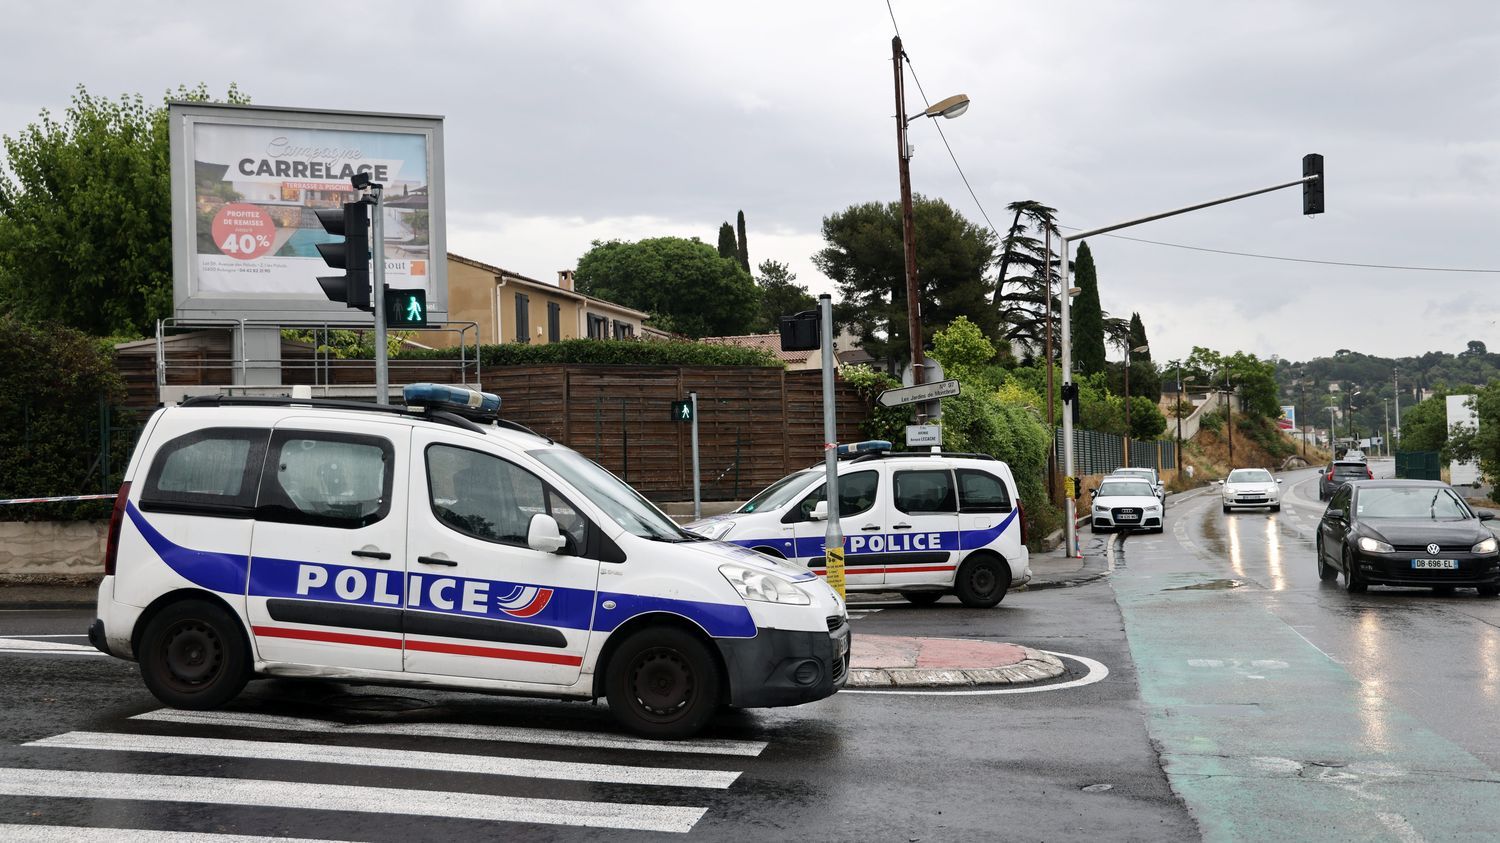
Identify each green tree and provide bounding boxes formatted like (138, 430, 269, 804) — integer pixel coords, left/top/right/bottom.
(1071, 242, 1106, 375)
(716, 222, 737, 260)
(1446, 387, 1500, 483)
(735, 210, 750, 274)
(0, 83, 248, 337)
(1129, 395, 1167, 440)
(1126, 312, 1161, 400)
(930, 316, 1001, 390)
(750, 260, 816, 333)
(1399, 392, 1450, 452)
(575, 237, 759, 338)
(814, 196, 996, 368)
(991, 200, 1059, 356)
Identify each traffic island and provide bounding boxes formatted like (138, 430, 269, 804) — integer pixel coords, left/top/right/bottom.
(847, 634, 1065, 688)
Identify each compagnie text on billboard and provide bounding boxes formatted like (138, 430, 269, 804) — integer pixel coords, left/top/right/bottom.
(192, 123, 431, 297)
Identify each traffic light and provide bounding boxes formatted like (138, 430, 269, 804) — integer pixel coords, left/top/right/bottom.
(315, 201, 371, 310)
(385, 289, 428, 328)
(671, 400, 694, 422)
(1302, 153, 1324, 216)
(779, 310, 820, 352)
(1062, 382, 1081, 424)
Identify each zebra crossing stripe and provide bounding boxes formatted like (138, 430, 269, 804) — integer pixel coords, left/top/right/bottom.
(27, 731, 740, 789)
(0, 823, 358, 843)
(0, 637, 107, 656)
(0, 768, 707, 834)
(131, 708, 767, 757)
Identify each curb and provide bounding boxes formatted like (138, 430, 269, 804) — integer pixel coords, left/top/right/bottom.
(847, 646, 1064, 688)
(0, 600, 95, 611)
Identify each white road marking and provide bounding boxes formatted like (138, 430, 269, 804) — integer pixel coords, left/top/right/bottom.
(132, 708, 767, 757)
(28, 731, 739, 789)
(0, 824, 358, 843)
(3, 633, 89, 638)
(1376, 812, 1427, 843)
(841, 650, 1109, 696)
(848, 608, 884, 619)
(1289, 624, 1342, 664)
(0, 637, 105, 655)
(0, 768, 707, 834)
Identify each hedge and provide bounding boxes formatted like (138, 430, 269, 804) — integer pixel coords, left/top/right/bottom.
(399, 338, 782, 368)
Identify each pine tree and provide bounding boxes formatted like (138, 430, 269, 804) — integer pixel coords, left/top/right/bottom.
(1072, 242, 1107, 375)
(735, 210, 750, 274)
(991, 200, 1059, 359)
(716, 222, 737, 260)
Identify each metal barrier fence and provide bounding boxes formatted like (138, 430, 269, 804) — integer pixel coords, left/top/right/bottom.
(1054, 427, 1178, 476)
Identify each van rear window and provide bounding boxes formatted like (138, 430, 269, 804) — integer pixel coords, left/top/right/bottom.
(140, 428, 268, 517)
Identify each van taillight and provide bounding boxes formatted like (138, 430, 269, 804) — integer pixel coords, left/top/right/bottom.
(103, 482, 131, 576)
(1018, 502, 1028, 545)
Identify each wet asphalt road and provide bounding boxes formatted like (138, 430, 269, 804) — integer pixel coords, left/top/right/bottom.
(0, 574, 1193, 841)
(1116, 460, 1500, 840)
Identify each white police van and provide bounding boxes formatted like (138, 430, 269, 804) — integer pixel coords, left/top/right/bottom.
(89, 385, 848, 739)
(687, 444, 1032, 607)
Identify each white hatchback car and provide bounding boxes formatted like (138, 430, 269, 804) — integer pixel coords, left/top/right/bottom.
(687, 448, 1032, 607)
(1091, 478, 1165, 532)
(1221, 467, 1282, 512)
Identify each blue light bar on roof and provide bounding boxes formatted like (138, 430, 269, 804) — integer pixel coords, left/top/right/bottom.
(836, 440, 891, 456)
(403, 383, 501, 417)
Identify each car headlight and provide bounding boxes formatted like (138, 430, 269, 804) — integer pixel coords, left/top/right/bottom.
(1474, 537, 1498, 554)
(1358, 536, 1394, 554)
(1146, 504, 1161, 513)
(719, 563, 811, 605)
(691, 520, 735, 540)
(1094, 504, 1108, 513)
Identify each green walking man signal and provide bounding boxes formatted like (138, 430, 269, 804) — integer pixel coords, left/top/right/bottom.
(671, 400, 694, 422)
(385, 289, 428, 328)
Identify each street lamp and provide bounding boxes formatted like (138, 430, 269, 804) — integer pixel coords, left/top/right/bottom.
(1326, 405, 1338, 454)
(892, 36, 968, 404)
(1123, 344, 1149, 467)
(1346, 389, 1361, 444)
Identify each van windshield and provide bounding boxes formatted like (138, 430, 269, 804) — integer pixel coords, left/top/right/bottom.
(739, 469, 820, 514)
(532, 449, 697, 542)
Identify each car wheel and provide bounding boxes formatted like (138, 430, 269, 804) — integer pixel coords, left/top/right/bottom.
(138, 599, 251, 710)
(1316, 536, 1339, 581)
(954, 555, 1011, 608)
(605, 626, 722, 739)
(1478, 585, 1500, 598)
(1342, 546, 1367, 594)
(1092, 522, 1109, 534)
(1270, 504, 1281, 513)
(1222, 505, 1231, 514)
(902, 592, 943, 606)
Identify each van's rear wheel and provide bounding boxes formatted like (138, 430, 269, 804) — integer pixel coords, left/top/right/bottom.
(606, 627, 722, 739)
(138, 600, 250, 709)
(954, 555, 1011, 608)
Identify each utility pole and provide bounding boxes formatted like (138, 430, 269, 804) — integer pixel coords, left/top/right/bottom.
(1393, 368, 1402, 450)
(1044, 227, 1056, 501)
(370, 182, 388, 404)
(1174, 361, 1185, 474)
(818, 295, 844, 598)
(1225, 375, 1234, 466)
(893, 36, 925, 408)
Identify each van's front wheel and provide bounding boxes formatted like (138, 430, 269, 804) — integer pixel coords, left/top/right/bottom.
(138, 600, 250, 709)
(606, 627, 723, 739)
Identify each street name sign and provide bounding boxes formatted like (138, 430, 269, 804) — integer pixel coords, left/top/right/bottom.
(907, 424, 942, 447)
(876, 379, 961, 408)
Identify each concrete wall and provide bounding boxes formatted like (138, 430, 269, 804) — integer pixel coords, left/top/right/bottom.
(0, 521, 106, 575)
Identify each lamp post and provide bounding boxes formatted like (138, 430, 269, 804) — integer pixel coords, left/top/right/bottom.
(1122, 344, 1148, 467)
(1393, 368, 1402, 450)
(892, 36, 968, 406)
(1223, 372, 1235, 467)
(1043, 227, 1057, 502)
(1383, 398, 1391, 458)
(1346, 389, 1361, 443)
(1174, 362, 1189, 474)
(1327, 405, 1338, 453)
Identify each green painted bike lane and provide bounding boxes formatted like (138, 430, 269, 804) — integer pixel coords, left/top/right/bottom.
(1111, 507, 1500, 841)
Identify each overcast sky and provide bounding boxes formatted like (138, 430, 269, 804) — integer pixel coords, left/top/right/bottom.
(3, 0, 1497, 363)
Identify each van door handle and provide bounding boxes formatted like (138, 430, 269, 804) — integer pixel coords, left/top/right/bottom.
(861, 524, 882, 531)
(417, 556, 458, 567)
(891, 522, 912, 530)
(351, 549, 391, 560)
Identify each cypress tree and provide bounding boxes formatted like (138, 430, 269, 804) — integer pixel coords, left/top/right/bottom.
(716, 222, 737, 260)
(1127, 311, 1161, 400)
(735, 210, 750, 273)
(1072, 241, 1107, 375)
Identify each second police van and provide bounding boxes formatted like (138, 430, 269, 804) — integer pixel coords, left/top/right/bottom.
(687, 445, 1032, 607)
(89, 385, 849, 739)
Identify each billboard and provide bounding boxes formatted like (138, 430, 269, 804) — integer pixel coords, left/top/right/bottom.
(169, 103, 446, 323)
(1277, 405, 1296, 430)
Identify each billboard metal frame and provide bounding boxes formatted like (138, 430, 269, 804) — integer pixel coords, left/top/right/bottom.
(168, 102, 447, 324)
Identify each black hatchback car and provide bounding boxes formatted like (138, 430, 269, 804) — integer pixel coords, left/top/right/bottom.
(1319, 460, 1372, 500)
(1316, 480, 1500, 595)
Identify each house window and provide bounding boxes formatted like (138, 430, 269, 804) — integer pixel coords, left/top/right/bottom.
(547, 301, 561, 343)
(612, 321, 635, 339)
(587, 313, 609, 339)
(514, 293, 530, 344)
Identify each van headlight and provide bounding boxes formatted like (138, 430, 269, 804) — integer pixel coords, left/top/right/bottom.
(1358, 536, 1394, 554)
(1474, 537, 1498, 554)
(691, 520, 735, 541)
(719, 563, 811, 605)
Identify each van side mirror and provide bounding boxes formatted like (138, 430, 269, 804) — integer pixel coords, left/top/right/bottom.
(527, 513, 568, 553)
(809, 500, 829, 522)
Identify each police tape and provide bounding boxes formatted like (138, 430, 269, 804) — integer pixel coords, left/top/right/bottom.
(0, 494, 116, 505)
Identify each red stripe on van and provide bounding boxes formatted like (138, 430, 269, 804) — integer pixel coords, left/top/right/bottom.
(404, 639, 583, 666)
(252, 626, 402, 650)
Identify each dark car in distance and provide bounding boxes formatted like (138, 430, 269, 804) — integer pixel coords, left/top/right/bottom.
(1319, 460, 1373, 500)
(1316, 480, 1500, 595)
